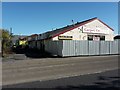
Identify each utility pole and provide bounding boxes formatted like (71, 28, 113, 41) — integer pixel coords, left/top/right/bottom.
(9, 27, 13, 47)
(10, 27, 12, 37)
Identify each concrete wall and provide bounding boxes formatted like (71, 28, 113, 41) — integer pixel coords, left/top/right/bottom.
(52, 26, 88, 41)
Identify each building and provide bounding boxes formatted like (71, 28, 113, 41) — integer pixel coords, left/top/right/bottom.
(27, 17, 119, 56)
(114, 35, 120, 39)
(28, 34, 38, 48)
(38, 17, 114, 41)
(11, 35, 27, 46)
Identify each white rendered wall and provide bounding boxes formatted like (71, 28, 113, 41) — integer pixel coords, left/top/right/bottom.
(52, 26, 87, 40)
(52, 19, 114, 41)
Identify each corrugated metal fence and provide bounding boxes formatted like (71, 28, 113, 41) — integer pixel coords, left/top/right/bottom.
(44, 40, 119, 57)
(45, 41, 63, 56)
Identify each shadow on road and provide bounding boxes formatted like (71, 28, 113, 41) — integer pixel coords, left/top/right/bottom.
(55, 80, 120, 90)
(12, 46, 61, 58)
(2, 69, 120, 89)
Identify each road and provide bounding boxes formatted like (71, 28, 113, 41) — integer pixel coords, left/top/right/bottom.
(3, 69, 120, 89)
(2, 55, 119, 87)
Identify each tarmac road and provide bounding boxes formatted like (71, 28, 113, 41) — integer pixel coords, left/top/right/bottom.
(3, 69, 120, 89)
(2, 55, 119, 87)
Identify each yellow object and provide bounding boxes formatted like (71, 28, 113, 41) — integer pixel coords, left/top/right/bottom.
(19, 40, 27, 45)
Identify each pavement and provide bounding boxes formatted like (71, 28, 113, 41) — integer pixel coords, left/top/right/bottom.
(2, 55, 119, 88)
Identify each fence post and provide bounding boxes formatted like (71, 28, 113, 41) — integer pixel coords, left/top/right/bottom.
(109, 41, 110, 55)
(118, 40, 120, 55)
(75, 40, 77, 56)
(88, 40, 89, 56)
(99, 41, 101, 56)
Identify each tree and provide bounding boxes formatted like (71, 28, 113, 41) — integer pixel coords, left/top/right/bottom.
(0, 29, 13, 57)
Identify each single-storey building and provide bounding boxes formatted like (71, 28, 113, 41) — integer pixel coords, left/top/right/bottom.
(38, 17, 114, 41)
(28, 34, 38, 48)
(27, 17, 119, 56)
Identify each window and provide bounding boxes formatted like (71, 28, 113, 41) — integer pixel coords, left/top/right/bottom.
(93, 35, 100, 41)
(100, 36, 105, 40)
(88, 35, 105, 41)
(88, 35, 93, 40)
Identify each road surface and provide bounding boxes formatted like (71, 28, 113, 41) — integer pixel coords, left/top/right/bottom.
(3, 69, 120, 89)
(2, 55, 119, 87)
